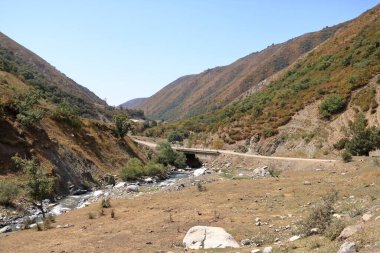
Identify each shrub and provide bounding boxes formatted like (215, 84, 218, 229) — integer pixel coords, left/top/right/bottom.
(197, 182, 207, 192)
(341, 150, 352, 163)
(211, 140, 224, 149)
(324, 220, 346, 241)
(52, 100, 81, 127)
(88, 212, 96, 219)
(0, 181, 19, 206)
(298, 191, 338, 235)
(12, 90, 44, 127)
(167, 131, 184, 143)
(333, 138, 349, 150)
(144, 162, 167, 178)
(268, 167, 281, 178)
(119, 158, 144, 180)
(263, 128, 278, 138)
(101, 197, 111, 208)
(154, 141, 187, 169)
(319, 95, 345, 119)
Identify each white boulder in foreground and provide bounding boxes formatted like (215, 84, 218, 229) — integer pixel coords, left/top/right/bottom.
(183, 226, 240, 249)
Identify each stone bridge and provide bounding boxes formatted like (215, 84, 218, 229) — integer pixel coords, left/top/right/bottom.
(174, 147, 221, 165)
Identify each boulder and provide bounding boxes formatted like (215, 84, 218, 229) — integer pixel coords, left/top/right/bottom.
(93, 190, 104, 197)
(289, 235, 301, 241)
(126, 185, 140, 193)
(0, 225, 11, 233)
(193, 168, 207, 177)
(337, 242, 356, 253)
(338, 223, 364, 239)
(252, 166, 270, 178)
(114, 182, 126, 188)
(183, 226, 239, 249)
(251, 249, 261, 253)
(103, 174, 116, 186)
(263, 246, 273, 253)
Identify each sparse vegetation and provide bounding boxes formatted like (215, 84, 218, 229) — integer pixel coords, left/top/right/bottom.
(88, 212, 96, 219)
(324, 220, 346, 241)
(0, 181, 19, 206)
(12, 90, 44, 126)
(52, 100, 81, 127)
(268, 167, 281, 177)
(167, 130, 184, 143)
(196, 182, 207, 192)
(298, 191, 338, 235)
(12, 155, 54, 218)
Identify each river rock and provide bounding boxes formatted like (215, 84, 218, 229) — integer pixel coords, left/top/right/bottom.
(252, 166, 270, 178)
(144, 177, 153, 183)
(193, 168, 207, 177)
(337, 242, 356, 253)
(263, 246, 273, 253)
(126, 185, 140, 193)
(183, 226, 240, 249)
(114, 182, 126, 188)
(0, 225, 11, 233)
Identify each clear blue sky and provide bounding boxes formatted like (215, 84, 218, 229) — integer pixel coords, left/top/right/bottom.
(0, 1, 378, 105)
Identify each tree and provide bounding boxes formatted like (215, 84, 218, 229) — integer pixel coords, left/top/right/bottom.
(154, 141, 187, 169)
(12, 156, 54, 218)
(345, 113, 380, 156)
(113, 113, 131, 139)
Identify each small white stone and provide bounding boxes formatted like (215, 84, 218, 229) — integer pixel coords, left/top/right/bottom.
(289, 235, 301, 242)
(263, 246, 272, 253)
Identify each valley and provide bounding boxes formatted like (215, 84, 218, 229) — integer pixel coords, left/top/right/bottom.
(0, 3, 380, 253)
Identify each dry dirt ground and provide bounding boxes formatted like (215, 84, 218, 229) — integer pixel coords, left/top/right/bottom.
(1, 156, 380, 253)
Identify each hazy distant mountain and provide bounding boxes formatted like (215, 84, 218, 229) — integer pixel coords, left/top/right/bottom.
(120, 98, 147, 109)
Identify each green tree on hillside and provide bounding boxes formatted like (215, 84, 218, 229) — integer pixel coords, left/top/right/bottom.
(12, 156, 54, 218)
(319, 95, 345, 119)
(113, 113, 132, 139)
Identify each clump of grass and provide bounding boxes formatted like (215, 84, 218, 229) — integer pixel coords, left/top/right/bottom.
(324, 220, 346, 241)
(36, 223, 43, 231)
(196, 182, 207, 192)
(88, 212, 96, 219)
(99, 209, 105, 216)
(297, 191, 338, 236)
(341, 150, 352, 163)
(0, 181, 19, 207)
(111, 209, 115, 219)
(101, 197, 111, 208)
(268, 166, 282, 177)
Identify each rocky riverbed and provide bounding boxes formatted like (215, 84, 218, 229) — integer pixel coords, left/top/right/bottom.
(0, 166, 218, 233)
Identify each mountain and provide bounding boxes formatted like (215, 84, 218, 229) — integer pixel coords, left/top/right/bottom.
(149, 4, 380, 157)
(120, 97, 147, 109)
(0, 32, 109, 119)
(138, 24, 344, 121)
(0, 33, 148, 194)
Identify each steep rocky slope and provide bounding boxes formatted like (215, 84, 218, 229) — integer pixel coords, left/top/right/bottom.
(0, 35, 148, 194)
(139, 25, 343, 121)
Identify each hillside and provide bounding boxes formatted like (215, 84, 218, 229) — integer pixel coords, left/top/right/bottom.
(119, 97, 147, 109)
(139, 24, 344, 121)
(0, 33, 110, 119)
(147, 5, 380, 157)
(0, 34, 148, 195)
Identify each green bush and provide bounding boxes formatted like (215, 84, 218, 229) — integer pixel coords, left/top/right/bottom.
(153, 141, 187, 169)
(167, 131, 184, 143)
(101, 197, 111, 208)
(12, 90, 44, 126)
(119, 158, 144, 180)
(263, 128, 278, 138)
(319, 95, 345, 119)
(0, 181, 19, 206)
(144, 162, 167, 178)
(341, 150, 352, 163)
(52, 100, 81, 127)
